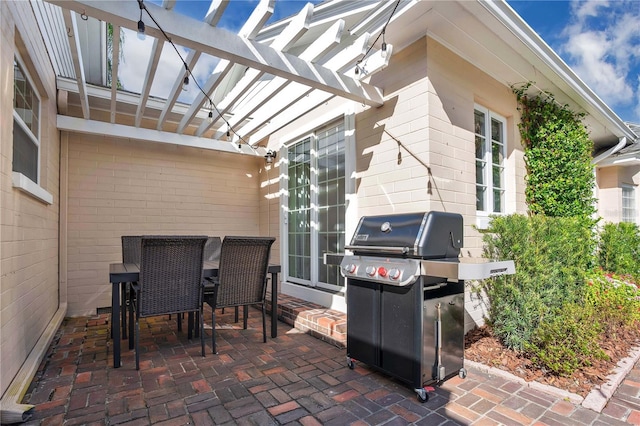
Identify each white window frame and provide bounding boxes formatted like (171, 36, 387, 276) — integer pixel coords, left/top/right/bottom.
(284, 120, 346, 293)
(12, 54, 52, 204)
(622, 184, 636, 223)
(278, 108, 356, 313)
(475, 105, 506, 229)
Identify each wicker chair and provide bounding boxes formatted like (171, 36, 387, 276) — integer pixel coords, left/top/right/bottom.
(128, 235, 208, 370)
(203, 236, 275, 354)
(121, 236, 142, 339)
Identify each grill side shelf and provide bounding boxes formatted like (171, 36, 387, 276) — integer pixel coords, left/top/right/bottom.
(420, 258, 515, 282)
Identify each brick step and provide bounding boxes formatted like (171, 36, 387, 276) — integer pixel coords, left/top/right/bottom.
(266, 293, 346, 348)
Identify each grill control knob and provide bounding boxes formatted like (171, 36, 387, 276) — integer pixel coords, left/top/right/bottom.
(378, 267, 388, 278)
(343, 263, 357, 274)
(365, 266, 376, 277)
(388, 268, 401, 280)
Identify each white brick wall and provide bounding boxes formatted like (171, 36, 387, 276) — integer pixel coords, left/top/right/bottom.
(352, 36, 527, 330)
(1, 1, 60, 397)
(65, 134, 266, 316)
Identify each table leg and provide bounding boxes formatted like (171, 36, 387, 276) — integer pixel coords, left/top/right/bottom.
(271, 272, 278, 338)
(112, 282, 121, 368)
(121, 282, 128, 339)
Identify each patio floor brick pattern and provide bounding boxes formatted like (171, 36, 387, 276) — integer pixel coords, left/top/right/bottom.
(19, 295, 640, 425)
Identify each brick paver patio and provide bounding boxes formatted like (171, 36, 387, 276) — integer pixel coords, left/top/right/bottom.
(19, 303, 640, 425)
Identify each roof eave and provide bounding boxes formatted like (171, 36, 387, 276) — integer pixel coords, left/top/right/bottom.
(479, 0, 636, 145)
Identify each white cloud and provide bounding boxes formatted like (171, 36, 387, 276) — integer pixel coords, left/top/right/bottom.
(119, 29, 219, 105)
(635, 75, 640, 123)
(560, 0, 640, 122)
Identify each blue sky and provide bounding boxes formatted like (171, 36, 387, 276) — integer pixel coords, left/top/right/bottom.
(507, 0, 640, 124)
(127, 0, 640, 124)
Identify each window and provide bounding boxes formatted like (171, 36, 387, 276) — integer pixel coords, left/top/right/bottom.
(287, 121, 346, 291)
(622, 185, 636, 223)
(13, 56, 40, 184)
(475, 106, 506, 213)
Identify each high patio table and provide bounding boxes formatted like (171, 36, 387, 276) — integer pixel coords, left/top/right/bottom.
(108, 260, 281, 368)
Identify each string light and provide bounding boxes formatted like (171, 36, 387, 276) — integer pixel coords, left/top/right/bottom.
(381, 30, 387, 59)
(136, 0, 145, 40)
(135, 0, 253, 151)
(353, 0, 400, 74)
(207, 101, 214, 123)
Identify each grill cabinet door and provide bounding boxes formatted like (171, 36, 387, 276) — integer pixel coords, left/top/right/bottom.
(346, 279, 379, 366)
(380, 282, 423, 387)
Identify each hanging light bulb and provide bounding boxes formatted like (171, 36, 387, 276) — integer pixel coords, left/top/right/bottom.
(207, 101, 214, 123)
(354, 65, 360, 75)
(182, 63, 190, 91)
(380, 30, 387, 58)
(137, 19, 146, 40)
(137, 1, 146, 40)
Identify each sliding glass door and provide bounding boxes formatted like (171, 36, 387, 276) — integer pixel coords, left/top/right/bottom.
(287, 120, 345, 291)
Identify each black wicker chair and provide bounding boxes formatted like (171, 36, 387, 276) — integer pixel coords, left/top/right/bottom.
(128, 235, 208, 370)
(121, 236, 142, 339)
(203, 236, 275, 354)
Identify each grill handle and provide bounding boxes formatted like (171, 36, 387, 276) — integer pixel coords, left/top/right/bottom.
(345, 245, 410, 254)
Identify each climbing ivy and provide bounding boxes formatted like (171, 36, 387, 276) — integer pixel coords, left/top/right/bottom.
(512, 83, 596, 220)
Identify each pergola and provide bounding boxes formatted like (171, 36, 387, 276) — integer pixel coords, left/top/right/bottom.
(35, 0, 409, 158)
(33, 0, 635, 155)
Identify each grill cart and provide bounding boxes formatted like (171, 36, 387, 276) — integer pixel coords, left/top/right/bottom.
(338, 211, 515, 402)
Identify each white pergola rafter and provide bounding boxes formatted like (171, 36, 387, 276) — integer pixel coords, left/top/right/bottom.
(212, 19, 346, 141)
(134, 0, 175, 127)
(61, 9, 90, 119)
(109, 24, 120, 123)
(195, 2, 315, 137)
(45, 0, 385, 107)
(176, 0, 275, 135)
(229, 32, 375, 142)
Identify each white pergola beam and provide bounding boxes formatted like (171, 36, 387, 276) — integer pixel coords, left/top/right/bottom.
(109, 25, 120, 123)
(45, 0, 384, 106)
(57, 115, 258, 156)
(62, 9, 90, 119)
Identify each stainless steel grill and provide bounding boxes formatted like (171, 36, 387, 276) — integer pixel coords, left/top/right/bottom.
(339, 211, 514, 402)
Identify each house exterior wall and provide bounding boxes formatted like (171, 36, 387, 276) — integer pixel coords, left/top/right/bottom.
(596, 165, 640, 223)
(353, 36, 527, 330)
(354, 36, 526, 255)
(64, 133, 268, 316)
(268, 36, 527, 328)
(1, 1, 61, 397)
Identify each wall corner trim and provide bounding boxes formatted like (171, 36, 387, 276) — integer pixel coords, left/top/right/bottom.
(0, 304, 67, 423)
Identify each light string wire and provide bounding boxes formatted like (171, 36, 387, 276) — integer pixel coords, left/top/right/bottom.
(136, 0, 254, 150)
(354, 0, 401, 74)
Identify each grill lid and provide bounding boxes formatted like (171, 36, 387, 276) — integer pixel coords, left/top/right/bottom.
(346, 211, 463, 259)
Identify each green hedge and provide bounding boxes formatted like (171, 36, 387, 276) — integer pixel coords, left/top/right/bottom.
(480, 214, 595, 351)
(598, 222, 640, 280)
